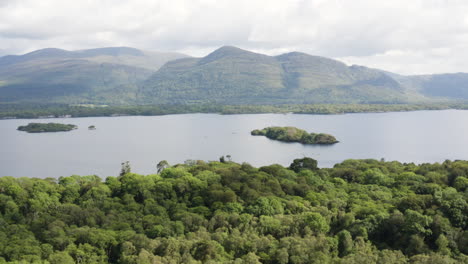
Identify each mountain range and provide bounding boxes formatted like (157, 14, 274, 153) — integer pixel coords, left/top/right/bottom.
(1, 46, 468, 105)
(0, 47, 187, 104)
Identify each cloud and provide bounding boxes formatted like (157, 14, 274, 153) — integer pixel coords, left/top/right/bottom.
(339, 45, 468, 75)
(0, 0, 468, 74)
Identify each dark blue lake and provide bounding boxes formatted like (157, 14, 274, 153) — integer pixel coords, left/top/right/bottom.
(1, 110, 468, 178)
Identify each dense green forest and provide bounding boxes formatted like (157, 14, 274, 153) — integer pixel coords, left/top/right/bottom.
(251, 127, 338, 145)
(0, 158, 467, 263)
(17, 123, 77, 133)
(1, 103, 468, 119)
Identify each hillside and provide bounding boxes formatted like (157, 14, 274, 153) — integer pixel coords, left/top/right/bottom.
(140, 46, 414, 104)
(1, 46, 468, 105)
(140, 47, 286, 104)
(394, 73, 468, 100)
(0, 47, 188, 104)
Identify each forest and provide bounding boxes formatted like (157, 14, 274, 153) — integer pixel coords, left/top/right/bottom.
(1, 103, 468, 119)
(0, 158, 467, 263)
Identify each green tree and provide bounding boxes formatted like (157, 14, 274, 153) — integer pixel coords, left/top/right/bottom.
(303, 212, 329, 234)
(435, 234, 450, 255)
(48, 251, 75, 264)
(403, 209, 433, 236)
(289, 157, 318, 172)
(337, 230, 354, 257)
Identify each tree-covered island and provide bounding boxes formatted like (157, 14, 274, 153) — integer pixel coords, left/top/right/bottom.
(17, 122, 77, 133)
(252, 126, 338, 145)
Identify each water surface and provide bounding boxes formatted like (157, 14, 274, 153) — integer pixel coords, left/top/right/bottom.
(1, 110, 468, 178)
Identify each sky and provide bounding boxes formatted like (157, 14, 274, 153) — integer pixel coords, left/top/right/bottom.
(1, 0, 468, 75)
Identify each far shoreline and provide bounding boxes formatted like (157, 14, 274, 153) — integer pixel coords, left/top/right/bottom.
(1, 103, 468, 120)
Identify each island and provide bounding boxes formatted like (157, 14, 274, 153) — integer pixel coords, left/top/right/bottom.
(251, 126, 338, 144)
(88, 125, 96, 130)
(17, 122, 77, 133)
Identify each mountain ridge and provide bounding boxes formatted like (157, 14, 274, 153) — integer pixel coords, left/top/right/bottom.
(1, 45, 468, 105)
(0, 47, 189, 104)
(140, 46, 417, 104)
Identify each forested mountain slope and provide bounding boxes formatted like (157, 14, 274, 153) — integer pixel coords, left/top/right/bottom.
(2, 46, 468, 105)
(0, 47, 187, 104)
(140, 46, 413, 104)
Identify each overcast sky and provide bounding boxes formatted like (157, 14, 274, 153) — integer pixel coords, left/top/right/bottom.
(1, 0, 468, 75)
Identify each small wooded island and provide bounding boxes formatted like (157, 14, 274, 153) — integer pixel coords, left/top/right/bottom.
(251, 126, 338, 144)
(17, 122, 77, 133)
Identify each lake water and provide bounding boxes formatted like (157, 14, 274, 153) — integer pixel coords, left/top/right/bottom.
(1, 110, 468, 178)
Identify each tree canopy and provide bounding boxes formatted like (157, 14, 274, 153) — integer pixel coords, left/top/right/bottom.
(17, 122, 77, 133)
(252, 127, 338, 144)
(0, 158, 467, 263)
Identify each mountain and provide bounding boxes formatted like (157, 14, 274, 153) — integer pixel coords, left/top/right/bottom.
(140, 46, 420, 104)
(393, 73, 468, 100)
(1, 45, 468, 105)
(140, 46, 287, 104)
(0, 47, 188, 104)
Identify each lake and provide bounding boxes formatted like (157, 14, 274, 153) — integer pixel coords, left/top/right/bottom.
(1, 110, 468, 178)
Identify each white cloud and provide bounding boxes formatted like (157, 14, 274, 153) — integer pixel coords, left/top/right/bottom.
(0, 0, 468, 74)
(339, 45, 468, 75)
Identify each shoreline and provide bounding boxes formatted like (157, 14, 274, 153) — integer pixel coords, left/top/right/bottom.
(1, 103, 467, 120)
